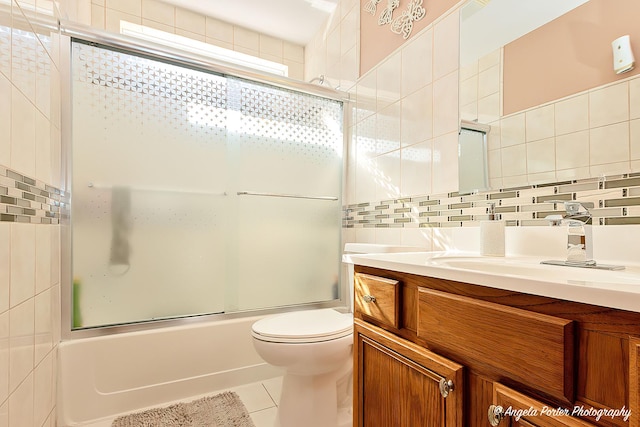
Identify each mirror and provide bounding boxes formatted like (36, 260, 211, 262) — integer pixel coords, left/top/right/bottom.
(459, 120, 490, 193)
(459, 0, 640, 191)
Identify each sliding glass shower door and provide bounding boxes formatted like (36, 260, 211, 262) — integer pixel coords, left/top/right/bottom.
(70, 41, 343, 329)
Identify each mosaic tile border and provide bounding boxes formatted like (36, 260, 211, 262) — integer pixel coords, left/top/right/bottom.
(0, 165, 67, 224)
(343, 173, 640, 228)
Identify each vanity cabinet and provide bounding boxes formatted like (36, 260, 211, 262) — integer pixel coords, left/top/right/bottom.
(354, 319, 464, 426)
(353, 266, 639, 427)
(630, 337, 640, 427)
(490, 383, 595, 427)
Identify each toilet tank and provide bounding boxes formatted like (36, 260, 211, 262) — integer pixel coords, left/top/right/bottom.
(342, 244, 427, 312)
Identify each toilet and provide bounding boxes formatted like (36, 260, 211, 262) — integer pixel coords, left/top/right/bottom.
(251, 244, 425, 427)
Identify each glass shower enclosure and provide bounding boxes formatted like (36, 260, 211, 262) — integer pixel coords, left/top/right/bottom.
(69, 40, 344, 329)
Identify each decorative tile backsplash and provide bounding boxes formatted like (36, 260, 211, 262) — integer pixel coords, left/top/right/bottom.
(343, 173, 640, 228)
(0, 165, 66, 224)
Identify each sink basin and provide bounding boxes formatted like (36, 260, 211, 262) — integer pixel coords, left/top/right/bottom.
(425, 256, 640, 286)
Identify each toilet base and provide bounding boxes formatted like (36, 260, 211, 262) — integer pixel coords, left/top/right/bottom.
(276, 359, 352, 427)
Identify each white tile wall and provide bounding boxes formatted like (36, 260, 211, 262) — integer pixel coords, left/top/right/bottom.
(462, 47, 640, 186)
(89, 0, 305, 80)
(1, 1, 62, 425)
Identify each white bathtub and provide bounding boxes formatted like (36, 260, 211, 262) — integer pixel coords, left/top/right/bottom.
(57, 314, 282, 426)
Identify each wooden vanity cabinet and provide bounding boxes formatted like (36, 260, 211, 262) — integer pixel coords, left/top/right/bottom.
(491, 383, 595, 427)
(353, 266, 639, 427)
(354, 319, 464, 427)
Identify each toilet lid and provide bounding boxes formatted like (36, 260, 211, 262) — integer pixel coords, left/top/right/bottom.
(252, 309, 353, 343)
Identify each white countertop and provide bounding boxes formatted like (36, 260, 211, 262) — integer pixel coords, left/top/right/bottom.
(344, 251, 640, 313)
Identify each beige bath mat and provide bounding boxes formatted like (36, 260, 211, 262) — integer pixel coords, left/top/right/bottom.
(111, 391, 256, 427)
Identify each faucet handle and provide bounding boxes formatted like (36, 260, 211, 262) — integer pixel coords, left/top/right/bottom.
(564, 201, 594, 215)
(544, 214, 564, 226)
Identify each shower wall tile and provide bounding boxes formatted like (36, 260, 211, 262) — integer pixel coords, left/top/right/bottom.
(35, 111, 51, 185)
(33, 351, 53, 427)
(556, 131, 589, 170)
(400, 140, 432, 197)
(234, 26, 260, 52)
(175, 7, 205, 36)
(9, 225, 35, 309)
(11, 87, 36, 178)
(175, 28, 205, 43)
(0, 74, 9, 166)
(284, 41, 304, 63)
(34, 289, 52, 365)
(91, 1, 305, 80)
(106, 0, 141, 17)
(376, 101, 401, 154)
(501, 113, 526, 147)
(260, 35, 283, 58)
(433, 11, 459, 81)
(589, 81, 629, 128)
(401, 29, 433, 97)
(590, 122, 630, 165)
(340, 6, 358, 56)
(9, 298, 34, 394)
(631, 119, 640, 160)
(525, 104, 555, 142)
(105, 8, 140, 33)
(401, 84, 433, 147)
(526, 137, 556, 174)
(376, 52, 401, 110)
(139, 17, 170, 33)
(631, 78, 640, 120)
(0, 311, 7, 406)
(432, 71, 459, 137)
(142, 0, 174, 26)
(8, 371, 33, 427)
(555, 93, 589, 136)
(206, 16, 233, 44)
(35, 226, 51, 294)
(1, 1, 61, 422)
(0, 225, 8, 314)
(432, 132, 459, 194)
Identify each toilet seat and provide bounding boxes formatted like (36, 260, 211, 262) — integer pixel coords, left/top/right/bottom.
(251, 308, 353, 343)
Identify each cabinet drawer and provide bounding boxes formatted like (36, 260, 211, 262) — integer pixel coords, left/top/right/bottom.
(418, 288, 574, 404)
(490, 383, 595, 426)
(355, 273, 400, 328)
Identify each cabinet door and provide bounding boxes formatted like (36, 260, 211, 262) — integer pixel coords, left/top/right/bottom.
(490, 383, 596, 427)
(631, 337, 640, 427)
(354, 319, 464, 427)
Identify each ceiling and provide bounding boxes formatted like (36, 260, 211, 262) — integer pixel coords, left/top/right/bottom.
(160, 0, 338, 46)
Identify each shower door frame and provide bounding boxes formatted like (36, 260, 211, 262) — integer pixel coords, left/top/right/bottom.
(59, 23, 351, 340)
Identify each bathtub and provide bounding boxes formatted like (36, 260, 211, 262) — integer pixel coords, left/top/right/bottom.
(57, 314, 283, 426)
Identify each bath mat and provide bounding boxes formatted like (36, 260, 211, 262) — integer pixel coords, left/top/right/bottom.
(111, 391, 256, 427)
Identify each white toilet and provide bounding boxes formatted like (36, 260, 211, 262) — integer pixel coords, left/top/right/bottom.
(251, 244, 425, 427)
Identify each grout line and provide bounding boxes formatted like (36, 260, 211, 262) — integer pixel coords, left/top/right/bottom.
(260, 382, 278, 408)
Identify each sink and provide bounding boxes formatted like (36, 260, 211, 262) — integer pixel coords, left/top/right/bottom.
(425, 256, 640, 286)
(346, 251, 640, 313)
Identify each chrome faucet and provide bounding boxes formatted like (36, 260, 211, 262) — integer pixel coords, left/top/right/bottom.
(541, 201, 624, 270)
(562, 201, 594, 265)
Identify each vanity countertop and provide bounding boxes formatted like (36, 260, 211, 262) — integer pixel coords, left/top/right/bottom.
(345, 251, 640, 313)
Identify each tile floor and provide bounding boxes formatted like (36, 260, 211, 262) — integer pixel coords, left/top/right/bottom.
(81, 376, 283, 427)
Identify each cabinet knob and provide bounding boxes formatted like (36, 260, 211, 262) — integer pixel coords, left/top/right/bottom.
(438, 378, 455, 397)
(363, 294, 376, 303)
(487, 405, 504, 426)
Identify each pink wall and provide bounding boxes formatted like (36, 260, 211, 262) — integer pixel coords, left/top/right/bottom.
(360, 0, 459, 75)
(504, 0, 640, 114)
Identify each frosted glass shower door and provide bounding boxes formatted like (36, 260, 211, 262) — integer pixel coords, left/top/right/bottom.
(70, 41, 344, 329)
(225, 78, 344, 311)
(71, 42, 229, 328)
